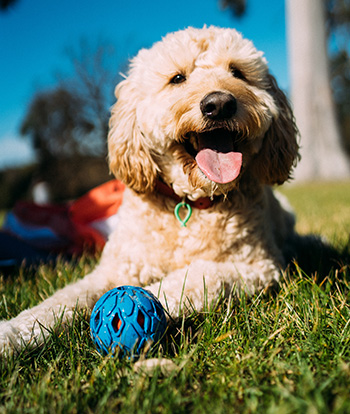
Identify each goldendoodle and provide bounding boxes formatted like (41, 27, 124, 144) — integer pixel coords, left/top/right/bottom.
(0, 26, 299, 355)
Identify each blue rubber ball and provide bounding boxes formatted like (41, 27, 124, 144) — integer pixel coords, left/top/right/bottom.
(90, 286, 167, 356)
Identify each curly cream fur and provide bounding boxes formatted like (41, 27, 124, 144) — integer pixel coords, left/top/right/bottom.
(0, 26, 299, 355)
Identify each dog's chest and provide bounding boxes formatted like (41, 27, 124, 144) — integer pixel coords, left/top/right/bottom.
(116, 191, 256, 268)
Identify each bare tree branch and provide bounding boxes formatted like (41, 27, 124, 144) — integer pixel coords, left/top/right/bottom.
(0, 0, 19, 11)
(219, 0, 246, 17)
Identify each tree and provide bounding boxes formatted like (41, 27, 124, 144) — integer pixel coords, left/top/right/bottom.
(327, 0, 350, 156)
(219, 0, 246, 17)
(331, 50, 350, 155)
(21, 40, 119, 161)
(60, 39, 120, 147)
(286, 0, 350, 180)
(0, 0, 19, 11)
(20, 41, 119, 201)
(21, 87, 98, 160)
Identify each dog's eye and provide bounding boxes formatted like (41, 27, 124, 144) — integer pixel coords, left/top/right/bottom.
(170, 74, 186, 84)
(230, 66, 245, 81)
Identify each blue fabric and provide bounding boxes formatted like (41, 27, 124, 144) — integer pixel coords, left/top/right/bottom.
(0, 231, 54, 267)
(2, 212, 66, 249)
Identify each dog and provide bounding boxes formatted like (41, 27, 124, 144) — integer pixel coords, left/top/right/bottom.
(0, 26, 299, 355)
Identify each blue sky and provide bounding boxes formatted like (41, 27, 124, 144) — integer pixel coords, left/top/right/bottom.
(0, 0, 287, 169)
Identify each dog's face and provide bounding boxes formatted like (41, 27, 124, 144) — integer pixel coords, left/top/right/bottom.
(108, 26, 299, 199)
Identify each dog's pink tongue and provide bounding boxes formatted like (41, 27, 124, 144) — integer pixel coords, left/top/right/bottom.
(196, 150, 242, 184)
(195, 132, 242, 184)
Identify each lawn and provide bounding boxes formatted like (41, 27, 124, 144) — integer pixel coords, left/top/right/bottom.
(0, 182, 349, 414)
(280, 181, 350, 244)
(0, 211, 5, 228)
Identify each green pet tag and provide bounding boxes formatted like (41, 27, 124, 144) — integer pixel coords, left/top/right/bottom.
(174, 200, 192, 227)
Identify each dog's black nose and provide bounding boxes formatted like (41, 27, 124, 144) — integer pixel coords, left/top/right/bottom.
(200, 92, 237, 120)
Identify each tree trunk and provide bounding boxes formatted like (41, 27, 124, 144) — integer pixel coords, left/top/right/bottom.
(286, 0, 350, 181)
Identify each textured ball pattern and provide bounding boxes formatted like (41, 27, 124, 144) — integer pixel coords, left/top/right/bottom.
(90, 286, 167, 356)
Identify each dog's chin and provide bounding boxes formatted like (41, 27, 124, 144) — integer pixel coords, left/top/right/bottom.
(188, 168, 240, 199)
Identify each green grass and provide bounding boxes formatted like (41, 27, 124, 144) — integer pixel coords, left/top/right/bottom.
(280, 181, 350, 244)
(0, 211, 6, 228)
(1, 182, 350, 414)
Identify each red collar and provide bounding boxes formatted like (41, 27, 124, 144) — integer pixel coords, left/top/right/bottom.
(155, 180, 214, 210)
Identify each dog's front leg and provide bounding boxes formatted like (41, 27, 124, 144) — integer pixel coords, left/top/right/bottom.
(0, 264, 119, 356)
(146, 259, 280, 318)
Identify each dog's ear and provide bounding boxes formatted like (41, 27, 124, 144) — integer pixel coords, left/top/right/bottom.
(252, 74, 300, 185)
(108, 79, 159, 193)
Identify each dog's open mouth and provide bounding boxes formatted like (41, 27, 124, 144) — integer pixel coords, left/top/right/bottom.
(184, 128, 243, 184)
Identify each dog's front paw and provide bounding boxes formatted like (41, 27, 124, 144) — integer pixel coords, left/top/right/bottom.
(147, 261, 224, 317)
(0, 320, 22, 356)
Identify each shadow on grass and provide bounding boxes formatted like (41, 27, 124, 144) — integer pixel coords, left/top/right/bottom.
(286, 233, 350, 283)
